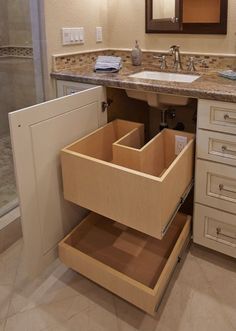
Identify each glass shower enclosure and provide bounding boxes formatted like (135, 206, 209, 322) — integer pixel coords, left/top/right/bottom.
(0, 0, 43, 217)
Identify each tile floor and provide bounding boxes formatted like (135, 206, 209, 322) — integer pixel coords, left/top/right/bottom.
(0, 134, 17, 213)
(0, 239, 235, 331)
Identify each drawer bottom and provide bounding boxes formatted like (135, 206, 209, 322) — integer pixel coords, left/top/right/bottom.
(59, 212, 191, 315)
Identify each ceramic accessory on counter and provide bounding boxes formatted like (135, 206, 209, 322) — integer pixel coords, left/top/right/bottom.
(131, 40, 142, 66)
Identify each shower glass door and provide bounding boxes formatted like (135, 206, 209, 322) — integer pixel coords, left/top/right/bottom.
(0, 0, 40, 217)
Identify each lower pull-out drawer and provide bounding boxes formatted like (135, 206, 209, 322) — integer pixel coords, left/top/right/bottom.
(59, 212, 191, 315)
(194, 204, 236, 258)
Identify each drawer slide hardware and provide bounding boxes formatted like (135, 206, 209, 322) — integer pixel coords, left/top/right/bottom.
(219, 184, 236, 194)
(221, 145, 236, 155)
(224, 114, 236, 123)
(161, 181, 193, 237)
(216, 227, 236, 240)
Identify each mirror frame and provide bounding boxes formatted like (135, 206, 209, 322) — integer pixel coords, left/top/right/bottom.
(145, 0, 228, 34)
(146, 0, 181, 32)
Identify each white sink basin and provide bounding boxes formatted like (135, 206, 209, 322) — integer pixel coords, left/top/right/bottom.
(129, 71, 199, 83)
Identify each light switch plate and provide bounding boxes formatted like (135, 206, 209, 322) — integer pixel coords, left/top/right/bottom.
(62, 27, 84, 45)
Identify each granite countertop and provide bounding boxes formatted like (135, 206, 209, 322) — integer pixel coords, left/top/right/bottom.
(51, 63, 236, 103)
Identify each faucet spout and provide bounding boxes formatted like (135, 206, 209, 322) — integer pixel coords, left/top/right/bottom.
(169, 45, 183, 71)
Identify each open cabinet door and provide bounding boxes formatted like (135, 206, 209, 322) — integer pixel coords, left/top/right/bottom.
(9, 86, 107, 277)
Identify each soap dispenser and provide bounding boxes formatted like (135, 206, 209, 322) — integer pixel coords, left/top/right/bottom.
(131, 40, 142, 66)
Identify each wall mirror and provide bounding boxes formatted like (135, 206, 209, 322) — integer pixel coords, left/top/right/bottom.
(146, 0, 228, 34)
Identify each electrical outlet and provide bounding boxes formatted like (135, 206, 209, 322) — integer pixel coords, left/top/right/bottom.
(96, 27, 103, 42)
(175, 135, 187, 155)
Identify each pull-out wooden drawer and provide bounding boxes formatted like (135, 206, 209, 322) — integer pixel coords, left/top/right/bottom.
(59, 212, 191, 315)
(61, 119, 195, 239)
(194, 204, 236, 258)
(197, 129, 236, 166)
(195, 159, 236, 214)
(198, 99, 236, 134)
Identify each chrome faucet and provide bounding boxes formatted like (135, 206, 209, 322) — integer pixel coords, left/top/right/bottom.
(169, 45, 183, 71)
(153, 54, 168, 70)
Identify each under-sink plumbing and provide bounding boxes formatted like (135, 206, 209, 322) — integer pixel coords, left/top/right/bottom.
(160, 107, 176, 131)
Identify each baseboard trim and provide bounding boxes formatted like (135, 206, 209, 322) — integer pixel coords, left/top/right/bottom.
(0, 207, 20, 231)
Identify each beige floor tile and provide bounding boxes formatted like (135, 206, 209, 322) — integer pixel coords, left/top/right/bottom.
(5, 298, 88, 331)
(0, 240, 22, 286)
(43, 309, 90, 331)
(8, 262, 97, 317)
(191, 244, 236, 329)
(0, 285, 12, 321)
(0, 320, 5, 331)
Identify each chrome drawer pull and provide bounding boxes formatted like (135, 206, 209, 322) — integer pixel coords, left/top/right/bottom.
(219, 184, 236, 194)
(216, 227, 236, 240)
(224, 114, 236, 122)
(221, 145, 236, 155)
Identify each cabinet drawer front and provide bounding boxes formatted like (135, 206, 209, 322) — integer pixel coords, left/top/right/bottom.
(198, 99, 236, 134)
(197, 129, 236, 166)
(195, 159, 236, 214)
(194, 204, 236, 258)
(59, 212, 191, 315)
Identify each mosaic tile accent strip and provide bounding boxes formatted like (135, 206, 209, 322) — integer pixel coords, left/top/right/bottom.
(0, 46, 33, 58)
(53, 49, 236, 73)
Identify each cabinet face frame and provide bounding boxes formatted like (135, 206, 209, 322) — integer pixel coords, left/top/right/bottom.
(145, 0, 228, 34)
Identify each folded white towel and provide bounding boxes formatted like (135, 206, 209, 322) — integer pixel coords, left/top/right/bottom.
(95, 56, 122, 72)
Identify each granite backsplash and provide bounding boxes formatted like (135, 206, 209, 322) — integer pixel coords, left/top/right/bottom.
(52, 49, 236, 73)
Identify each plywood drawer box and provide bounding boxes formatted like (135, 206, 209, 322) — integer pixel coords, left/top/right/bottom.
(198, 99, 236, 134)
(194, 204, 236, 258)
(59, 212, 191, 315)
(61, 119, 195, 239)
(195, 159, 236, 214)
(197, 129, 236, 166)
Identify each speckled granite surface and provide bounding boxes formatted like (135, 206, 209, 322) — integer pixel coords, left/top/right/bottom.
(51, 50, 236, 103)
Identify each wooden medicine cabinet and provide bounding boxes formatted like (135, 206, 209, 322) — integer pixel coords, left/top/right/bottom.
(146, 0, 228, 34)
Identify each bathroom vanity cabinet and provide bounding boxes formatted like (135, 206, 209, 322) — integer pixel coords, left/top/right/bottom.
(8, 80, 235, 314)
(194, 99, 236, 258)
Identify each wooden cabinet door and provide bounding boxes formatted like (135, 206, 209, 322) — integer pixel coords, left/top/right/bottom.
(9, 86, 107, 277)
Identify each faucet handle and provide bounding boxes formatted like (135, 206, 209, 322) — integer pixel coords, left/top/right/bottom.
(187, 56, 207, 71)
(153, 55, 168, 70)
(187, 56, 196, 71)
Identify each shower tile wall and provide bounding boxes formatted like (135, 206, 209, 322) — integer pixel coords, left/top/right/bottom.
(0, 1, 9, 45)
(0, 58, 36, 136)
(7, 0, 32, 45)
(0, 0, 36, 218)
(0, 62, 13, 135)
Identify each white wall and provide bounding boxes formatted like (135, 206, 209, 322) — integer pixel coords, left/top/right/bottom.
(107, 0, 236, 55)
